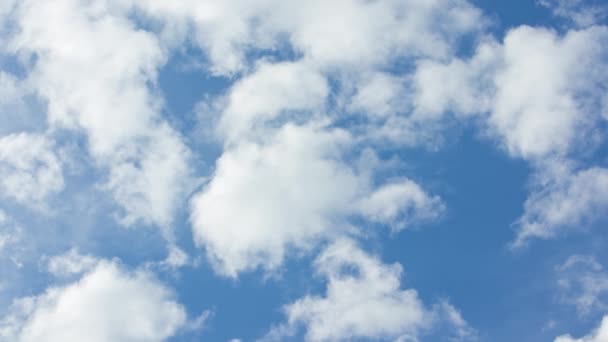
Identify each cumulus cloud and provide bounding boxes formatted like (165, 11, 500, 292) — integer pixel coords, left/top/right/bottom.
(413, 39, 499, 120)
(137, 0, 485, 149)
(191, 123, 443, 276)
(0, 260, 189, 342)
(498, 26, 608, 244)
(415, 25, 608, 159)
(489, 26, 608, 160)
(0, 133, 63, 206)
(217, 61, 329, 143)
(190, 124, 359, 276)
(357, 180, 445, 230)
(136, 0, 484, 75)
(556, 255, 608, 315)
(347, 72, 410, 118)
(9, 0, 192, 228)
(263, 238, 475, 342)
(554, 316, 608, 342)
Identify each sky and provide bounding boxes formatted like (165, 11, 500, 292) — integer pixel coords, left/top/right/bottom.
(0, 0, 608, 341)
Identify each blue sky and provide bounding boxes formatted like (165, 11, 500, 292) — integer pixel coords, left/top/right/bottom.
(1, 1, 608, 341)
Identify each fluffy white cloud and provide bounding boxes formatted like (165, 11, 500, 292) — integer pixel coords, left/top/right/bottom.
(217, 61, 328, 143)
(489, 26, 608, 159)
(264, 238, 474, 342)
(415, 25, 608, 159)
(413, 25, 608, 245)
(554, 316, 608, 342)
(413, 39, 499, 120)
(191, 123, 443, 276)
(132, 0, 277, 75)
(136, 0, 485, 154)
(190, 124, 359, 277)
(10, 0, 192, 228)
(0, 133, 63, 205)
(284, 239, 431, 341)
(0, 260, 188, 342)
(272, 0, 482, 70)
(357, 180, 445, 231)
(348, 72, 409, 118)
(556, 255, 608, 315)
(514, 165, 608, 246)
(137, 0, 484, 75)
(498, 26, 608, 243)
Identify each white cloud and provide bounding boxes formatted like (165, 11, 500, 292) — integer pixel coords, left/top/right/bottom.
(136, 0, 484, 75)
(415, 25, 608, 160)
(437, 300, 478, 341)
(132, 0, 277, 75)
(46, 248, 99, 278)
(191, 123, 443, 277)
(162, 245, 189, 269)
(134, 0, 486, 153)
(357, 180, 445, 231)
(190, 124, 361, 277)
(0, 260, 189, 342)
(0, 133, 63, 205)
(497, 26, 608, 244)
(514, 165, 608, 246)
(556, 255, 608, 315)
(218, 61, 328, 143)
(554, 316, 608, 342)
(10, 0, 192, 228)
(489, 26, 608, 160)
(348, 72, 409, 118)
(275, 0, 482, 69)
(102, 126, 192, 228)
(413, 39, 499, 120)
(412, 25, 608, 245)
(263, 238, 475, 342)
(539, 0, 608, 27)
